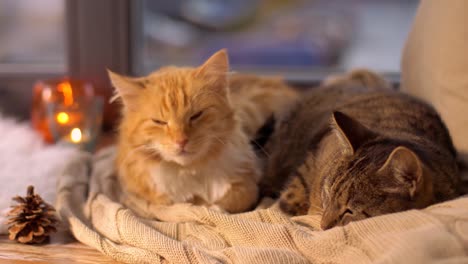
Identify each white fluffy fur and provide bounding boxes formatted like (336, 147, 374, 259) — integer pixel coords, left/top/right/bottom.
(0, 114, 79, 234)
(150, 129, 260, 206)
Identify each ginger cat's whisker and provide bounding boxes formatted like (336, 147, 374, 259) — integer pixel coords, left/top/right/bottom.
(213, 136, 227, 147)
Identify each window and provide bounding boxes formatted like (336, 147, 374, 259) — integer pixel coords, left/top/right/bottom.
(133, 0, 418, 83)
(0, 0, 65, 69)
(0, 0, 65, 118)
(0, 0, 418, 120)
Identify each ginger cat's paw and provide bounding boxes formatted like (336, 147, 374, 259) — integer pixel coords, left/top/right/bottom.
(208, 204, 227, 213)
(146, 192, 174, 206)
(215, 181, 259, 214)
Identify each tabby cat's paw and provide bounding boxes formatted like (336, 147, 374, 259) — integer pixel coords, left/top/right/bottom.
(278, 196, 309, 216)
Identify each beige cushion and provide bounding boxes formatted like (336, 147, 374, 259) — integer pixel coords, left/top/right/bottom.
(401, 0, 468, 164)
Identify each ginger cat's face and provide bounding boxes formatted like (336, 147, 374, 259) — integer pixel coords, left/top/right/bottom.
(109, 50, 235, 165)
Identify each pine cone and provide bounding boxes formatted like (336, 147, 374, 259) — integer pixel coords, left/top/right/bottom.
(6, 186, 59, 244)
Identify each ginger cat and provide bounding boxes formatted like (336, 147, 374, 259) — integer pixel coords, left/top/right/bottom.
(108, 49, 298, 213)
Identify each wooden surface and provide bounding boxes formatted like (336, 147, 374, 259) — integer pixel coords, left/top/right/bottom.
(0, 232, 120, 264)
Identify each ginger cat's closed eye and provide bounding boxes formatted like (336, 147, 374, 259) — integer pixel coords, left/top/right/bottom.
(109, 49, 298, 213)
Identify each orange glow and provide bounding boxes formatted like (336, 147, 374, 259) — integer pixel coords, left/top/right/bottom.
(42, 88, 52, 101)
(70, 128, 82, 143)
(56, 112, 70, 124)
(57, 81, 74, 106)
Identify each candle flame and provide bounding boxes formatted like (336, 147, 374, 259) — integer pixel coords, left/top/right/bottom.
(42, 88, 52, 101)
(57, 81, 74, 106)
(70, 128, 82, 143)
(56, 112, 70, 124)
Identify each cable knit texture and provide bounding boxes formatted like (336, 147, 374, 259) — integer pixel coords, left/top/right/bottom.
(55, 147, 468, 264)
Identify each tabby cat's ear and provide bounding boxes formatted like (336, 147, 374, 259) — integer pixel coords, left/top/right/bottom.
(378, 146, 423, 198)
(330, 111, 375, 155)
(108, 70, 145, 110)
(195, 49, 229, 92)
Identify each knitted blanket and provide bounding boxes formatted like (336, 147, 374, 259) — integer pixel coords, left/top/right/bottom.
(56, 147, 468, 264)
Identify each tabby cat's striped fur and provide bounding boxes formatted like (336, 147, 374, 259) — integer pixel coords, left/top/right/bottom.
(263, 70, 460, 229)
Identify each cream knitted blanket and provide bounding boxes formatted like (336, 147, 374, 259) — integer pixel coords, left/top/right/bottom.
(56, 147, 468, 264)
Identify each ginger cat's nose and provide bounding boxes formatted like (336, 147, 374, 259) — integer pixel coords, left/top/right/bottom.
(175, 138, 189, 149)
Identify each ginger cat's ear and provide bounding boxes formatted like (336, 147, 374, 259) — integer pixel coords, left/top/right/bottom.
(108, 69, 144, 110)
(195, 49, 229, 93)
(379, 146, 424, 198)
(330, 111, 376, 155)
(199, 49, 229, 75)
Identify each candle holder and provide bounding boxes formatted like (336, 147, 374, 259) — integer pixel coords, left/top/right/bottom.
(46, 96, 103, 152)
(31, 79, 95, 143)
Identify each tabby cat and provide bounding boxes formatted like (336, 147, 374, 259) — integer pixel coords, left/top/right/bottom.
(108, 49, 298, 213)
(263, 69, 460, 229)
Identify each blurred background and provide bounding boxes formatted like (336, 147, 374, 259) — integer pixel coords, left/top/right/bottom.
(134, 0, 417, 75)
(0, 0, 418, 121)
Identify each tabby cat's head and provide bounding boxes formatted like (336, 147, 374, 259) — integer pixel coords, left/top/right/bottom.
(109, 49, 235, 165)
(319, 112, 432, 230)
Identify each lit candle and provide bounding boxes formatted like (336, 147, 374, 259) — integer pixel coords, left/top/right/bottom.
(70, 128, 83, 143)
(59, 127, 90, 150)
(56, 112, 70, 124)
(31, 78, 95, 143)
